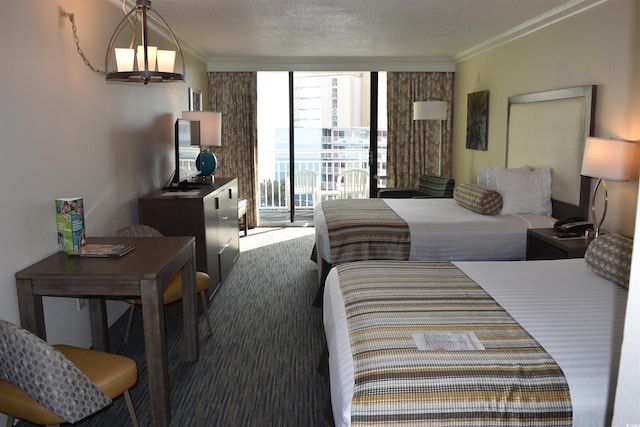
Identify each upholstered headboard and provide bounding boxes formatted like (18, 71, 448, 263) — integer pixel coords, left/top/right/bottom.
(506, 85, 596, 219)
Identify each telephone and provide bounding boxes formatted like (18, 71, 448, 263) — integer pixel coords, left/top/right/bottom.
(553, 217, 594, 234)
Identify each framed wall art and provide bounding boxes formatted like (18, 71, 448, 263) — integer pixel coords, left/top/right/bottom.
(188, 87, 202, 111)
(466, 90, 489, 151)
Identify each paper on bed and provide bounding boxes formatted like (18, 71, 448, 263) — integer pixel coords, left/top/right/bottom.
(412, 331, 485, 351)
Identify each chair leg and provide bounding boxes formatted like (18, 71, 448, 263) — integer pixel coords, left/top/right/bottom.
(124, 303, 136, 343)
(199, 291, 213, 336)
(123, 390, 139, 427)
(6, 416, 14, 427)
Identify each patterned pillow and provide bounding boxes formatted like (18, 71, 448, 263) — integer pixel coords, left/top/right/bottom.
(453, 183, 503, 215)
(585, 233, 633, 288)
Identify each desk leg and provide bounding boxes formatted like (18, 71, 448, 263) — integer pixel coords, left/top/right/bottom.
(141, 278, 170, 427)
(15, 278, 45, 338)
(88, 299, 109, 352)
(181, 249, 199, 361)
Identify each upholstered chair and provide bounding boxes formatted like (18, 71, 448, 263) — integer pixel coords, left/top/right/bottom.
(115, 224, 213, 342)
(377, 174, 455, 198)
(0, 319, 139, 427)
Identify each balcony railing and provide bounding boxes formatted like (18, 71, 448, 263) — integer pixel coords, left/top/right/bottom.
(258, 147, 387, 215)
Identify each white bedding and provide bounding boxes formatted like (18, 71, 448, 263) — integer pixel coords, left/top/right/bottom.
(323, 258, 628, 427)
(314, 198, 556, 264)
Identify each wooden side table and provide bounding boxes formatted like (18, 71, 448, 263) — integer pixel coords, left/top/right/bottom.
(526, 228, 593, 260)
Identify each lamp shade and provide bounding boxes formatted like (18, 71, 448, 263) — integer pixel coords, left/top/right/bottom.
(581, 137, 638, 181)
(413, 101, 447, 121)
(181, 111, 222, 147)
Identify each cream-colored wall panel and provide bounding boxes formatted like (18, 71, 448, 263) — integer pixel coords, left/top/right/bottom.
(453, 0, 638, 236)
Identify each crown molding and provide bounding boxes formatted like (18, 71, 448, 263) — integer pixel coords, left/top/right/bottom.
(206, 56, 455, 72)
(454, 0, 609, 62)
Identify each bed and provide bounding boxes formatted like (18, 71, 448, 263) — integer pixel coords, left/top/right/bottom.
(313, 85, 595, 301)
(323, 233, 631, 426)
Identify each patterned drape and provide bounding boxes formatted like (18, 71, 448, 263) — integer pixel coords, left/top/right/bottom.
(207, 72, 258, 229)
(386, 72, 454, 188)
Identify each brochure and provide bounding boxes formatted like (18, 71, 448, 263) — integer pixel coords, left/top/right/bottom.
(68, 244, 135, 258)
(55, 197, 85, 253)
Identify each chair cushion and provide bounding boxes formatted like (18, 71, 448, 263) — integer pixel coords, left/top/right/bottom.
(163, 271, 211, 304)
(238, 199, 248, 218)
(0, 345, 137, 425)
(55, 345, 137, 398)
(416, 175, 455, 197)
(453, 183, 503, 215)
(0, 380, 66, 425)
(585, 233, 633, 288)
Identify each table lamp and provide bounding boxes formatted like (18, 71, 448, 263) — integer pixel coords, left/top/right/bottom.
(182, 111, 222, 182)
(580, 137, 638, 238)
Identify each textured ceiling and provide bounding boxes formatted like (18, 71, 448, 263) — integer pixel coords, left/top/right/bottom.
(143, 0, 605, 65)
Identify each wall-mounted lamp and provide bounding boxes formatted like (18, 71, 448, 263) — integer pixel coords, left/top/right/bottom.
(413, 101, 447, 176)
(580, 137, 638, 238)
(61, 0, 185, 84)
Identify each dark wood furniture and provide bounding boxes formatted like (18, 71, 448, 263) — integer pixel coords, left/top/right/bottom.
(14, 236, 198, 427)
(526, 228, 593, 260)
(138, 178, 239, 298)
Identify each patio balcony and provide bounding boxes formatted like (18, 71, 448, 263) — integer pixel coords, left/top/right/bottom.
(257, 147, 387, 225)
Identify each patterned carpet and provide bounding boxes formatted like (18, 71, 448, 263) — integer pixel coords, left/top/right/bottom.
(25, 227, 327, 427)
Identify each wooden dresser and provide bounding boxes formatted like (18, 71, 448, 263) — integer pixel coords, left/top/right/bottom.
(138, 177, 239, 298)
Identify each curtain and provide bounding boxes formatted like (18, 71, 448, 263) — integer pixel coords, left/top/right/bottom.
(386, 72, 454, 188)
(207, 72, 258, 229)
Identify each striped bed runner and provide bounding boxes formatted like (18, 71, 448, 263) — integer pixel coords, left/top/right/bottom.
(336, 260, 572, 426)
(322, 199, 410, 264)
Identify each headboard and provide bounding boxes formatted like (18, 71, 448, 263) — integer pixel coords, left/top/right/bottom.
(506, 85, 596, 219)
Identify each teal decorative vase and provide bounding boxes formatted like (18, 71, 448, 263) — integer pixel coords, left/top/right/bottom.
(196, 150, 218, 176)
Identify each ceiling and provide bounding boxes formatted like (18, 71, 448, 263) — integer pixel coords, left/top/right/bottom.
(140, 0, 605, 69)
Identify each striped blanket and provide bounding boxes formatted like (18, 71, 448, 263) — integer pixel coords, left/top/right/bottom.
(322, 199, 410, 264)
(336, 260, 572, 426)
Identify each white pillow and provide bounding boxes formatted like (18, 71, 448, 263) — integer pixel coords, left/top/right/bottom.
(494, 167, 552, 215)
(477, 166, 531, 190)
(477, 167, 491, 187)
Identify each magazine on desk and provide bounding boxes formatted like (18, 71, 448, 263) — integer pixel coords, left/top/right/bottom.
(68, 244, 135, 258)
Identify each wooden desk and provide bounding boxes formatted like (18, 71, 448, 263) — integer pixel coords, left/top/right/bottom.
(15, 236, 199, 427)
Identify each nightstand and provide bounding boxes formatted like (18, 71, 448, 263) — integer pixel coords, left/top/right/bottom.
(526, 228, 593, 260)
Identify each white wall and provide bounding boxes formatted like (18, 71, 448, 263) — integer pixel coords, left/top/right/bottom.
(612, 0, 640, 423)
(0, 0, 208, 348)
(453, 0, 639, 237)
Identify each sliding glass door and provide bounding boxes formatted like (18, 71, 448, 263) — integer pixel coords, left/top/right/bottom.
(257, 71, 387, 225)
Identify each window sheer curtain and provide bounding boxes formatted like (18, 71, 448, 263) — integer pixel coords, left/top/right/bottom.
(207, 72, 258, 229)
(386, 72, 454, 188)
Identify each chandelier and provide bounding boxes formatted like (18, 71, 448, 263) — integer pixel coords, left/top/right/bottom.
(61, 0, 185, 84)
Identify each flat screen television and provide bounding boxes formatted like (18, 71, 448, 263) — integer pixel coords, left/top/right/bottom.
(172, 118, 201, 187)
